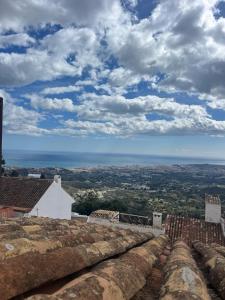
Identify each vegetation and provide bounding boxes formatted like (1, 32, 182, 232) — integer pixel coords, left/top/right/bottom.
(72, 191, 127, 215)
(9, 164, 225, 218)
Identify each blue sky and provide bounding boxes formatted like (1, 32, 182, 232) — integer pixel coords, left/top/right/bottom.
(1, 0, 225, 158)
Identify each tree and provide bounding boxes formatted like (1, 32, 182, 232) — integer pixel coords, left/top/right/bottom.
(0, 158, 5, 176)
(10, 169, 19, 177)
(102, 199, 127, 213)
(72, 191, 128, 215)
(72, 191, 101, 215)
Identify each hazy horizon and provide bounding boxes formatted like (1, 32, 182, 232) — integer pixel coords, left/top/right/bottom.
(4, 148, 225, 169)
(4, 147, 225, 161)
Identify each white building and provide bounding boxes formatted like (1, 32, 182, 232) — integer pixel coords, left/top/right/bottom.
(0, 175, 74, 219)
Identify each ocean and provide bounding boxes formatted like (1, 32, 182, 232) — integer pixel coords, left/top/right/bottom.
(3, 149, 225, 168)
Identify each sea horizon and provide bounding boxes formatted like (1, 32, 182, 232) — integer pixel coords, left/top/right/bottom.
(3, 148, 225, 169)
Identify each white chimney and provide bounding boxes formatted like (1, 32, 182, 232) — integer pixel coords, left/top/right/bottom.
(153, 212, 162, 228)
(205, 194, 221, 223)
(54, 175, 61, 186)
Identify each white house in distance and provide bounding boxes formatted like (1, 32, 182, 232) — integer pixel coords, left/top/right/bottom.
(0, 175, 74, 219)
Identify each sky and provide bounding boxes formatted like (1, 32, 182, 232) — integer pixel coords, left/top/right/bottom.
(1, 0, 225, 158)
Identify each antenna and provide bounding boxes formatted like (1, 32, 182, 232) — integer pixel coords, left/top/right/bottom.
(0, 97, 3, 176)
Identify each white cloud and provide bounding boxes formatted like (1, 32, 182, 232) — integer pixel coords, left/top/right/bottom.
(122, 0, 138, 8)
(27, 94, 77, 112)
(62, 119, 120, 135)
(106, 0, 225, 101)
(42, 27, 100, 67)
(0, 89, 46, 135)
(0, 0, 127, 32)
(0, 27, 101, 87)
(54, 114, 225, 137)
(2, 0, 225, 100)
(108, 67, 141, 87)
(0, 50, 76, 86)
(41, 85, 81, 95)
(1, 0, 225, 139)
(0, 33, 35, 48)
(77, 93, 209, 120)
(2, 89, 225, 137)
(207, 99, 225, 110)
(43, 92, 225, 137)
(75, 80, 95, 86)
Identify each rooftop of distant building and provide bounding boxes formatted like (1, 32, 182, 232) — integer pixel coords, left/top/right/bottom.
(165, 214, 225, 246)
(0, 177, 52, 209)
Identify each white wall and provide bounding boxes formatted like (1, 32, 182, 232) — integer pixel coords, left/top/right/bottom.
(29, 182, 74, 220)
(205, 203, 221, 223)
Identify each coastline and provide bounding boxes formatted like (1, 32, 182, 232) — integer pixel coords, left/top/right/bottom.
(3, 149, 225, 169)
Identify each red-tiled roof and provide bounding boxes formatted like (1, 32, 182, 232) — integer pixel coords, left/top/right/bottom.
(165, 214, 225, 246)
(0, 177, 52, 209)
(0, 217, 156, 299)
(0, 217, 224, 299)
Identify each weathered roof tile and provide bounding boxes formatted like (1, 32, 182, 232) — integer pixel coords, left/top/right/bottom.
(0, 216, 223, 300)
(0, 217, 154, 299)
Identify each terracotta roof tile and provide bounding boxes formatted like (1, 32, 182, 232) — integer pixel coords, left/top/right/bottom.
(161, 240, 211, 300)
(0, 177, 52, 209)
(193, 241, 225, 299)
(0, 216, 223, 300)
(0, 217, 154, 299)
(165, 214, 225, 246)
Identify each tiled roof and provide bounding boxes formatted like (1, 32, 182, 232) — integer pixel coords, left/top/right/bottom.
(165, 214, 225, 246)
(0, 217, 225, 300)
(0, 177, 52, 209)
(193, 241, 225, 299)
(0, 217, 155, 299)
